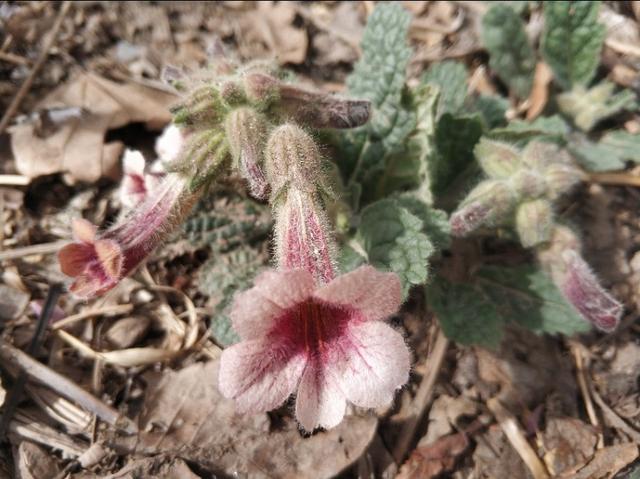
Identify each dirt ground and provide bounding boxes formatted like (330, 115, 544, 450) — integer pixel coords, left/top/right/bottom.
(1, 2, 640, 478)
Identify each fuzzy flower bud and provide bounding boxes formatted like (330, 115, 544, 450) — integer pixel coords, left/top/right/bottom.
(225, 107, 270, 200)
(450, 180, 517, 236)
(265, 124, 325, 197)
(474, 138, 521, 178)
(536, 225, 622, 332)
(515, 199, 553, 248)
(171, 84, 228, 128)
(244, 72, 371, 129)
(557, 82, 618, 132)
(59, 173, 201, 298)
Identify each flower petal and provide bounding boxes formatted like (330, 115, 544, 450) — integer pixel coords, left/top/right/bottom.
(71, 218, 97, 244)
(230, 269, 315, 339)
(94, 239, 123, 280)
(295, 361, 346, 431)
(218, 338, 306, 413)
(314, 265, 402, 321)
(58, 243, 95, 277)
(331, 321, 410, 408)
(123, 149, 146, 175)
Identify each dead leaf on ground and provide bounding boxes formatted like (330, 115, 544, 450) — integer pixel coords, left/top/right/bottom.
(308, 2, 363, 66)
(0, 284, 30, 321)
(472, 424, 530, 479)
(526, 62, 553, 120)
(422, 393, 478, 445)
(559, 442, 639, 479)
(10, 72, 178, 183)
(116, 360, 378, 479)
(241, 2, 308, 64)
(103, 455, 201, 479)
(542, 417, 598, 476)
(14, 441, 61, 479)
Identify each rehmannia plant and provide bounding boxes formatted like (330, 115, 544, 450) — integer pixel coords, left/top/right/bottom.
(58, 2, 629, 430)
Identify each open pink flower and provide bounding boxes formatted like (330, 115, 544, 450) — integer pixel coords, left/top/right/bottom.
(119, 150, 164, 209)
(218, 265, 410, 431)
(59, 174, 198, 298)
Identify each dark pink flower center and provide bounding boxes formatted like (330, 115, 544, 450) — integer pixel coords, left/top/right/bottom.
(271, 299, 363, 359)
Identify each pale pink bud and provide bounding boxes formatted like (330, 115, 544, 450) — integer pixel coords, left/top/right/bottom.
(450, 180, 516, 236)
(59, 174, 199, 298)
(225, 107, 270, 200)
(119, 150, 163, 209)
(155, 124, 185, 164)
(474, 138, 520, 178)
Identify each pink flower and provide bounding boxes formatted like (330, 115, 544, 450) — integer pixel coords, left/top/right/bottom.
(218, 265, 410, 431)
(59, 174, 198, 298)
(119, 150, 163, 209)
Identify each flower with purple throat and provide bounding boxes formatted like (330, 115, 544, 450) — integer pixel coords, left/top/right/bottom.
(218, 265, 410, 431)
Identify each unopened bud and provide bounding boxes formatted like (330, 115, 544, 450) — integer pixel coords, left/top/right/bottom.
(450, 180, 516, 236)
(219, 80, 247, 106)
(171, 84, 228, 128)
(509, 169, 547, 199)
(274, 187, 337, 284)
(172, 129, 230, 191)
(515, 199, 554, 248)
(243, 72, 280, 104)
(557, 83, 616, 132)
(544, 163, 585, 200)
(561, 250, 623, 331)
(225, 107, 270, 200)
(474, 138, 520, 178)
(521, 141, 563, 170)
(265, 124, 324, 198)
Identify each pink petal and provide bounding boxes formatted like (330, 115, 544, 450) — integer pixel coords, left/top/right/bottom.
(71, 218, 97, 244)
(58, 243, 95, 277)
(94, 239, 123, 280)
(230, 269, 315, 339)
(218, 338, 306, 413)
(122, 149, 146, 175)
(330, 321, 410, 408)
(314, 265, 402, 321)
(295, 361, 346, 431)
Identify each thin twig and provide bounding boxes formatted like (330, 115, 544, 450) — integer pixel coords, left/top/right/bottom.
(0, 1, 72, 135)
(569, 341, 604, 448)
(487, 397, 551, 479)
(52, 304, 134, 330)
(0, 175, 31, 186)
(589, 172, 640, 188)
(589, 378, 640, 443)
(392, 327, 449, 464)
(0, 340, 137, 433)
(0, 284, 62, 438)
(0, 51, 31, 67)
(0, 240, 69, 261)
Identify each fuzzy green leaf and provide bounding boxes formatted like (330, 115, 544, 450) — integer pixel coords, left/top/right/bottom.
(429, 113, 483, 195)
(422, 61, 468, 118)
(569, 131, 640, 172)
(489, 115, 570, 143)
(482, 4, 536, 98)
(357, 199, 434, 296)
(430, 264, 590, 347)
(542, 1, 605, 90)
(395, 194, 451, 251)
(473, 94, 509, 129)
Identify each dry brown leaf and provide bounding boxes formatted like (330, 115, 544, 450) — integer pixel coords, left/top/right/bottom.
(242, 2, 308, 64)
(14, 441, 61, 479)
(104, 455, 200, 479)
(422, 394, 478, 445)
(560, 442, 639, 479)
(10, 72, 178, 183)
(473, 425, 530, 479)
(0, 284, 30, 321)
(105, 316, 151, 349)
(117, 360, 378, 479)
(542, 417, 598, 477)
(526, 62, 553, 120)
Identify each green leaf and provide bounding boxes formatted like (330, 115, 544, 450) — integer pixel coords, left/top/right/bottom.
(343, 2, 416, 198)
(481, 4, 536, 98)
(541, 1, 605, 90)
(357, 198, 434, 296)
(557, 82, 637, 132)
(395, 194, 451, 251)
(428, 278, 504, 348)
(429, 264, 590, 347)
(422, 61, 468, 118)
(475, 265, 591, 336)
(489, 115, 570, 143)
(473, 94, 509, 129)
(568, 131, 640, 172)
(429, 113, 484, 196)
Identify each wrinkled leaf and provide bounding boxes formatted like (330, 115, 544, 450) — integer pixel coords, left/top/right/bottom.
(422, 61, 468, 118)
(473, 94, 509, 129)
(541, 1, 605, 90)
(429, 113, 483, 196)
(489, 115, 570, 143)
(569, 130, 640, 171)
(395, 194, 451, 251)
(356, 199, 434, 296)
(482, 4, 536, 98)
(429, 264, 590, 347)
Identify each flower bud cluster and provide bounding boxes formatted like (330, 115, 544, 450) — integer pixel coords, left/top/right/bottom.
(450, 138, 585, 248)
